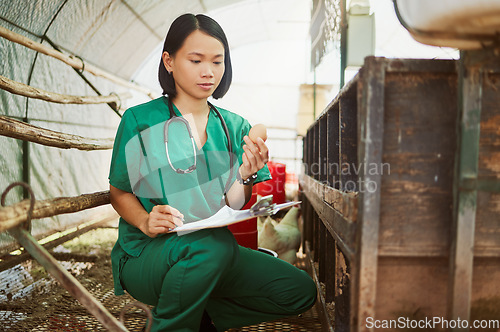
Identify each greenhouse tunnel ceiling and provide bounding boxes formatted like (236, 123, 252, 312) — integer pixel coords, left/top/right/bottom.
(1, 0, 256, 80)
(0, 0, 311, 248)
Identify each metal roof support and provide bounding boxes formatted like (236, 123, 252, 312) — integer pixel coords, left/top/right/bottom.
(43, 37, 124, 117)
(0, 25, 156, 98)
(340, 0, 347, 88)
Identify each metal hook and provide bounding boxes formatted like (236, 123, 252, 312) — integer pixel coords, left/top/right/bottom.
(119, 300, 153, 332)
(74, 55, 85, 73)
(110, 91, 122, 111)
(1, 182, 35, 232)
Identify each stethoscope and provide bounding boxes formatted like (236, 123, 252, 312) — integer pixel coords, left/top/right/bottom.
(163, 96, 234, 192)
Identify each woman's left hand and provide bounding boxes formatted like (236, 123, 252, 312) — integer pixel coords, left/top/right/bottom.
(240, 136, 269, 180)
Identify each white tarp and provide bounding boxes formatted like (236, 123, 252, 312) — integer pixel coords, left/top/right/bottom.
(0, 0, 248, 252)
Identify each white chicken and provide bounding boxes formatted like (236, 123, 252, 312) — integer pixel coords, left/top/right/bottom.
(257, 215, 276, 233)
(257, 207, 301, 264)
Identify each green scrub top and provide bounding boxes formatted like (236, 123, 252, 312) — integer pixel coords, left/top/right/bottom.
(108, 96, 271, 295)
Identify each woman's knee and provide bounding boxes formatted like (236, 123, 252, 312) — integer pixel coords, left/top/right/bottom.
(277, 270, 318, 315)
(192, 228, 239, 274)
(297, 272, 317, 311)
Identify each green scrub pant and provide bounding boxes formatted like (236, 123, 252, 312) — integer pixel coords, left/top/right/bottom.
(120, 227, 317, 332)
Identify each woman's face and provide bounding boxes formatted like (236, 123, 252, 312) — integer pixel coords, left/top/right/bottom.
(163, 30, 225, 101)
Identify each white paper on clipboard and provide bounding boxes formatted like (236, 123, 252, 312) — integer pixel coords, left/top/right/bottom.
(171, 200, 300, 233)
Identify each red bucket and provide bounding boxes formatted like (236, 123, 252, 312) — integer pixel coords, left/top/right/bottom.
(228, 188, 258, 249)
(255, 161, 286, 204)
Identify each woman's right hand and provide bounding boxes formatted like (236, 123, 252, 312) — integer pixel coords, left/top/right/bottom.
(109, 185, 184, 238)
(143, 204, 184, 238)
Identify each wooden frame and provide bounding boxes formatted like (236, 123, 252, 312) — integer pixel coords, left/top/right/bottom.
(301, 56, 500, 332)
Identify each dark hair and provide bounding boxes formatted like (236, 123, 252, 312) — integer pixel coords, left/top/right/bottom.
(158, 13, 232, 99)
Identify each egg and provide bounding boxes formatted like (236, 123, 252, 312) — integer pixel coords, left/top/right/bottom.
(249, 124, 267, 143)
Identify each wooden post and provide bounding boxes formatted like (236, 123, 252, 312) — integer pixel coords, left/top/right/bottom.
(327, 105, 340, 189)
(325, 234, 336, 304)
(320, 115, 328, 185)
(8, 227, 128, 332)
(340, 90, 358, 192)
(447, 50, 482, 330)
(352, 57, 386, 332)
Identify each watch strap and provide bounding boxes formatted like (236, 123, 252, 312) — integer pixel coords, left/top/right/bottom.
(237, 171, 258, 185)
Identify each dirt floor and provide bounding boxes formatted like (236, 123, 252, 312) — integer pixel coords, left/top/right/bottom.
(0, 227, 322, 331)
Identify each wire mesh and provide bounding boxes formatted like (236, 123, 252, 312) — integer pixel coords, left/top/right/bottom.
(0, 229, 322, 332)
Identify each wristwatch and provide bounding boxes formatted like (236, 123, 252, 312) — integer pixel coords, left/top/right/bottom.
(237, 171, 258, 185)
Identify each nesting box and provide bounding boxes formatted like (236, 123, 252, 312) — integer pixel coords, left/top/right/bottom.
(301, 55, 500, 331)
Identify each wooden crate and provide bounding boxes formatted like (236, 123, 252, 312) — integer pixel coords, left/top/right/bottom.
(301, 55, 500, 332)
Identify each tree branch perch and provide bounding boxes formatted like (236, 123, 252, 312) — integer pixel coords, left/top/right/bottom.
(0, 191, 111, 233)
(0, 115, 114, 150)
(0, 75, 131, 105)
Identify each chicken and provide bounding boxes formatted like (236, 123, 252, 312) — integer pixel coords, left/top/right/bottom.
(257, 215, 276, 233)
(257, 207, 301, 264)
(257, 216, 266, 233)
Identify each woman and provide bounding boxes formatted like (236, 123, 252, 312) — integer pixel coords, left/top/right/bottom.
(109, 13, 316, 332)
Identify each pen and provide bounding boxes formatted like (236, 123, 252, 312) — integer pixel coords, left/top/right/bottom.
(149, 199, 185, 222)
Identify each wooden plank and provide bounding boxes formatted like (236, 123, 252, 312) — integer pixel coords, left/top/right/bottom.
(304, 131, 309, 175)
(300, 175, 356, 259)
(475, 191, 500, 256)
(375, 257, 500, 324)
(335, 243, 351, 332)
(340, 89, 358, 192)
(9, 227, 128, 331)
(313, 74, 360, 126)
(470, 257, 500, 320)
(378, 69, 457, 256)
(375, 256, 449, 322)
(352, 56, 386, 332)
(384, 58, 456, 74)
(301, 193, 312, 250)
(325, 235, 336, 303)
(304, 241, 335, 332)
(308, 125, 316, 179)
(327, 106, 340, 189)
(315, 210, 321, 263)
(323, 184, 358, 223)
(303, 174, 358, 222)
(319, 221, 327, 283)
(475, 71, 500, 252)
(319, 117, 328, 184)
(314, 122, 320, 181)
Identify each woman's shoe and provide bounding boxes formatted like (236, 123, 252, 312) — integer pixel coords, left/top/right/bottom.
(199, 310, 217, 332)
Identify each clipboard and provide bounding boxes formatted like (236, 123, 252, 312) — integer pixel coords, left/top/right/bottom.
(170, 195, 300, 233)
